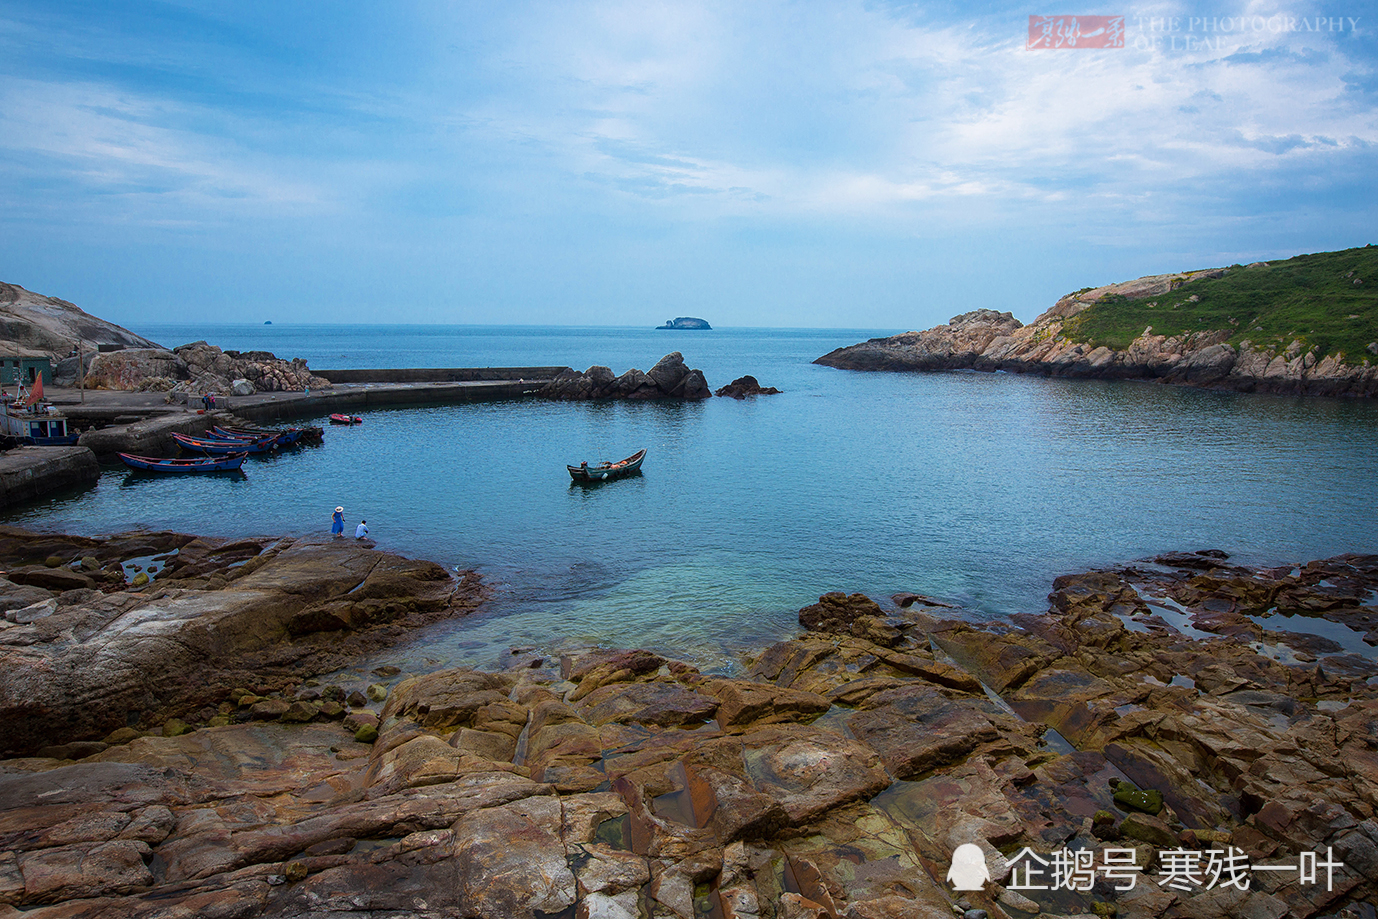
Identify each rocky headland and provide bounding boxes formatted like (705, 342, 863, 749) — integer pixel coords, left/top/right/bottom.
(2, 527, 1376, 918)
(817, 248, 1378, 397)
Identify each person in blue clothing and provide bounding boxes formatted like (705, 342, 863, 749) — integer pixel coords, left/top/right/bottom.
(331, 506, 344, 537)
(355, 520, 368, 539)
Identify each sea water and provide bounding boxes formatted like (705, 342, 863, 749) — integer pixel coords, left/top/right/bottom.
(7, 324, 1378, 672)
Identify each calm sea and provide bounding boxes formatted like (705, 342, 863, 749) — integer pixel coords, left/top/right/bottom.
(7, 324, 1378, 673)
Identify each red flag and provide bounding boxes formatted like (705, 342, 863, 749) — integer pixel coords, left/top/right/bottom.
(23, 375, 43, 406)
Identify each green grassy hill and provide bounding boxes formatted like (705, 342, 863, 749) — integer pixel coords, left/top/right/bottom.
(1062, 245, 1378, 363)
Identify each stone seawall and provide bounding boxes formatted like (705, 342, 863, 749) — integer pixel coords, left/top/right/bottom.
(0, 446, 99, 508)
(315, 367, 566, 384)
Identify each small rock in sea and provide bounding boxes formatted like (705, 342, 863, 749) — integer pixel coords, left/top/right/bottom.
(320, 684, 346, 702)
(372, 665, 401, 678)
(132, 572, 149, 588)
(346, 690, 368, 708)
(283, 862, 308, 882)
(44, 556, 64, 568)
(354, 724, 379, 744)
(963, 910, 989, 919)
(366, 682, 388, 702)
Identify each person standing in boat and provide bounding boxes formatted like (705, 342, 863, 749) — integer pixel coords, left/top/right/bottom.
(331, 506, 344, 538)
(355, 520, 368, 540)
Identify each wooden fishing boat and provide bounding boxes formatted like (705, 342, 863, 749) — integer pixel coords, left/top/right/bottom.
(171, 431, 277, 454)
(213, 424, 319, 445)
(329, 414, 362, 426)
(568, 449, 647, 482)
(120, 452, 248, 473)
(198, 429, 279, 448)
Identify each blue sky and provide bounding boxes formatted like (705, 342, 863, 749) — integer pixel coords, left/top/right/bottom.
(0, 1, 1374, 329)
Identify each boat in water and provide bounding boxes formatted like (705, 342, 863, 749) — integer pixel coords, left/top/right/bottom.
(212, 424, 322, 444)
(568, 448, 646, 482)
(172, 431, 278, 455)
(329, 414, 362, 426)
(120, 452, 248, 473)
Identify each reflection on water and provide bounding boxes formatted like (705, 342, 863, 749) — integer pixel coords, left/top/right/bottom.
(7, 326, 1378, 670)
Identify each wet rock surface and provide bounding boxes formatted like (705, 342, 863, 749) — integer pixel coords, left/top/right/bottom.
(1, 540, 1376, 918)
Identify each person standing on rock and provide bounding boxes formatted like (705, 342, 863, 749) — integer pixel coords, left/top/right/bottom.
(355, 520, 368, 540)
(331, 506, 344, 538)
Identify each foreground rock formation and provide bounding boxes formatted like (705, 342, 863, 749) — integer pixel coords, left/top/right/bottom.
(0, 527, 482, 756)
(817, 269, 1378, 397)
(83, 341, 332, 396)
(1, 536, 1375, 917)
(540, 352, 712, 401)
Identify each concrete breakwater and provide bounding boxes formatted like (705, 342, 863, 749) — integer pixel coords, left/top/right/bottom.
(0, 446, 99, 508)
(0, 530, 1374, 918)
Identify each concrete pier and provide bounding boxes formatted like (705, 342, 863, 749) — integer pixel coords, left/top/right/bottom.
(0, 368, 564, 507)
(0, 446, 100, 509)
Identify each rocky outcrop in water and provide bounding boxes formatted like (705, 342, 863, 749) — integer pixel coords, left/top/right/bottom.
(714, 375, 781, 399)
(538, 352, 711, 401)
(2, 532, 1375, 917)
(0, 282, 160, 362)
(657, 317, 712, 330)
(817, 269, 1378, 397)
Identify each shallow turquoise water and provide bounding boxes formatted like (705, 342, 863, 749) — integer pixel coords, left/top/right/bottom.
(8, 324, 1378, 671)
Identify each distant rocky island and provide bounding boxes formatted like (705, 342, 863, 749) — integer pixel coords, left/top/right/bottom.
(657, 317, 711, 330)
(818, 245, 1378, 397)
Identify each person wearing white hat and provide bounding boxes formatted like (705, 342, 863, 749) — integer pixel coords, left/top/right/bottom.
(331, 506, 344, 537)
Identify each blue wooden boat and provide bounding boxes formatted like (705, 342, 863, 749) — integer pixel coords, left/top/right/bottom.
(568, 449, 646, 482)
(172, 431, 277, 454)
(120, 452, 247, 473)
(199, 429, 278, 447)
(212, 425, 312, 446)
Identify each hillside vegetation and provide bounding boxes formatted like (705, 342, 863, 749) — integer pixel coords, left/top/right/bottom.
(1063, 245, 1378, 363)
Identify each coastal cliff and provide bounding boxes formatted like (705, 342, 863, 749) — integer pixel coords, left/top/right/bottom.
(817, 246, 1378, 397)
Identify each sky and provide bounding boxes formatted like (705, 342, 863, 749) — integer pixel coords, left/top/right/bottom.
(0, 1, 1374, 329)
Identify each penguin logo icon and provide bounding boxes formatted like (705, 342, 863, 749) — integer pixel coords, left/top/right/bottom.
(946, 843, 991, 890)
